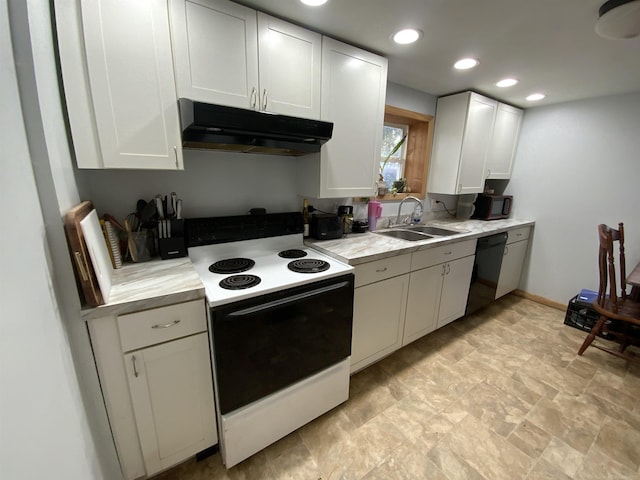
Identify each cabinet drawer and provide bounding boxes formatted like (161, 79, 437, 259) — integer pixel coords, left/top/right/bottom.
(117, 300, 207, 352)
(507, 226, 531, 244)
(354, 253, 411, 288)
(411, 239, 476, 271)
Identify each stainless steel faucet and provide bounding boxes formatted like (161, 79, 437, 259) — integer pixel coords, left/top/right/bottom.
(395, 196, 424, 226)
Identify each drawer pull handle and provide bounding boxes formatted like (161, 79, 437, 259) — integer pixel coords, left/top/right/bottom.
(376, 267, 388, 273)
(151, 319, 181, 329)
(444, 251, 452, 255)
(132, 355, 139, 378)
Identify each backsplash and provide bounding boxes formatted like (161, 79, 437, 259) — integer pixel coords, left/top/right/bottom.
(75, 150, 304, 221)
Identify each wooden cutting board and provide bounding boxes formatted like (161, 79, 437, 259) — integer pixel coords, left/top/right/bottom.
(64, 201, 111, 306)
(80, 209, 113, 303)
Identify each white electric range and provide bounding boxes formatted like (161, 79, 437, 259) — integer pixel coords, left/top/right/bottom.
(185, 212, 354, 468)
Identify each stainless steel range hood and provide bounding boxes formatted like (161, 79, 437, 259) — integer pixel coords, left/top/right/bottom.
(178, 99, 333, 156)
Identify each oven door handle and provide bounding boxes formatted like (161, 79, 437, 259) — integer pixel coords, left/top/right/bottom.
(226, 281, 351, 317)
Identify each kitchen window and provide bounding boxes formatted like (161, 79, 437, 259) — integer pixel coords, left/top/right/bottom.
(381, 123, 408, 187)
(377, 105, 435, 201)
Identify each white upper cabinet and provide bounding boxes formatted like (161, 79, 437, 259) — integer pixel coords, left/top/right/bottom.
(169, 0, 321, 119)
(257, 13, 321, 118)
(58, 0, 183, 169)
(169, 0, 258, 109)
(427, 92, 496, 194)
(297, 37, 388, 198)
(486, 103, 523, 179)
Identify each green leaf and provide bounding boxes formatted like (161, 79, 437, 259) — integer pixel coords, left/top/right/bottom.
(381, 134, 407, 174)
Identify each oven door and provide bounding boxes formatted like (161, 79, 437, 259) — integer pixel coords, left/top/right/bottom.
(211, 273, 354, 415)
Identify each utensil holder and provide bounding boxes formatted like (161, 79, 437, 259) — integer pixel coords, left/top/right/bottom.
(128, 229, 156, 262)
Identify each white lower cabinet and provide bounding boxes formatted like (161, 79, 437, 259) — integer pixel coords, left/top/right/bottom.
(436, 255, 476, 328)
(495, 226, 531, 299)
(88, 299, 217, 479)
(352, 275, 410, 373)
(351, 240, 476, 372)
(403, 240, 476, 344)
(350, 254, 411, 373)
(403, 265, 442, 344)
(350, 228, 529, 373)
(124, 333, 217, 476)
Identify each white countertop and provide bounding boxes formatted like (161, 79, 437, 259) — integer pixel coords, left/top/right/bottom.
(305, 218, 535, 265)
(81, 257, 204, 320)
(80, 218, 534, 319)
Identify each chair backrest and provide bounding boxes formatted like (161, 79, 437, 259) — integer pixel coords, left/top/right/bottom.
(596, 223, 627, 313)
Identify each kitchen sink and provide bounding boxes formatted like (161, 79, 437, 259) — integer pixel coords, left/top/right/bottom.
(374, 224, 468, 242)
(403, 225, 467, 236)
(374, 229, 434, 241)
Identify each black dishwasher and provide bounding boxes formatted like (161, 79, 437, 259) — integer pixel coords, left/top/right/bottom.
(466, 232, 508, 315)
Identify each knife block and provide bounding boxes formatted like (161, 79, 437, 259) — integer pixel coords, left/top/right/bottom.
(158, 219, 187, 260)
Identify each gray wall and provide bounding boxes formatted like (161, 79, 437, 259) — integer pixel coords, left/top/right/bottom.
(2, 1, 112, 477)
(506, 91, 640, 304)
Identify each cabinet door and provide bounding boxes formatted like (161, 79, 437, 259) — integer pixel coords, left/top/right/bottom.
(351, 274, 408, 373)
(427, 92, 496, 194)
(437, 255, 475, 328)
(403, 264, 444, 345)
(257, 13, 321, 118)
(124, 333, 217, 476)
(486, 103, 523, 179)
(457, 94, 496, 193)
(170, 0, 259, 109)
(495, 240, 529, 299)
(80, 0, 183, 169)
(317, 37, 388, 198)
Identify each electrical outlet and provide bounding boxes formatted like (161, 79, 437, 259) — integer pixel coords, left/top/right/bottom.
(430, 199, 438, 209)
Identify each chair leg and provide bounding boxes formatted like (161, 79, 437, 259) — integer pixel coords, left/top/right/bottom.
(578, 315, 607, 355)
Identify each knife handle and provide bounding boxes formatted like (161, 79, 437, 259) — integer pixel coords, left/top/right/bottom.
(155, 196, 164, 219)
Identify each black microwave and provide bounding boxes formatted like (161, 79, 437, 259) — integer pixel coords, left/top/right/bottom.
(472, 194, 513, 220)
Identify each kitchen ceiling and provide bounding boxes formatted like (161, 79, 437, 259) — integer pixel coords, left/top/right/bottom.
(236, 0, 640, 108)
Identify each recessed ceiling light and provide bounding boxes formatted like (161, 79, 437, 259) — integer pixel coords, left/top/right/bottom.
(454, 58, 479, 70)
(300, 0, 328, 6)
(496, 78, 519, 88)
(392, 29, 422, 44)
(526, 93, 546, 101)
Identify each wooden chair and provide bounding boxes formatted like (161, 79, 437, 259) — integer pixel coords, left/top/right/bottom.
(578, 223, 640, 361)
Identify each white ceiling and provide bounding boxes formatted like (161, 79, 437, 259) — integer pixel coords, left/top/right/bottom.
(236, 0, 640, 108)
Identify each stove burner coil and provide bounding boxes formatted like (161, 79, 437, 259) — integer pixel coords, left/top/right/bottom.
(278, 249, 308, 259)
(219, 274, 261, 290)
(209, 258, 255, 274)
(287, 259, 330, 273)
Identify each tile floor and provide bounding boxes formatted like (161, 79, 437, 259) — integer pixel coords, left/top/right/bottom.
(156, 295, 640, 480)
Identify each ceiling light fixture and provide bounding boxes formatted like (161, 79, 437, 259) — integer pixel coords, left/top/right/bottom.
(454, 58, 479, 70)
(526, 93, 546, 101)
(392, 29, 422, 45)
(595, 0, 640, 39)
(496, 78, 519, 88)
(300, 0, 328, 6)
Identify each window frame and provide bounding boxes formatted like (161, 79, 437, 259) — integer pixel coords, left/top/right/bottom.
(377, 105, 435, 201)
